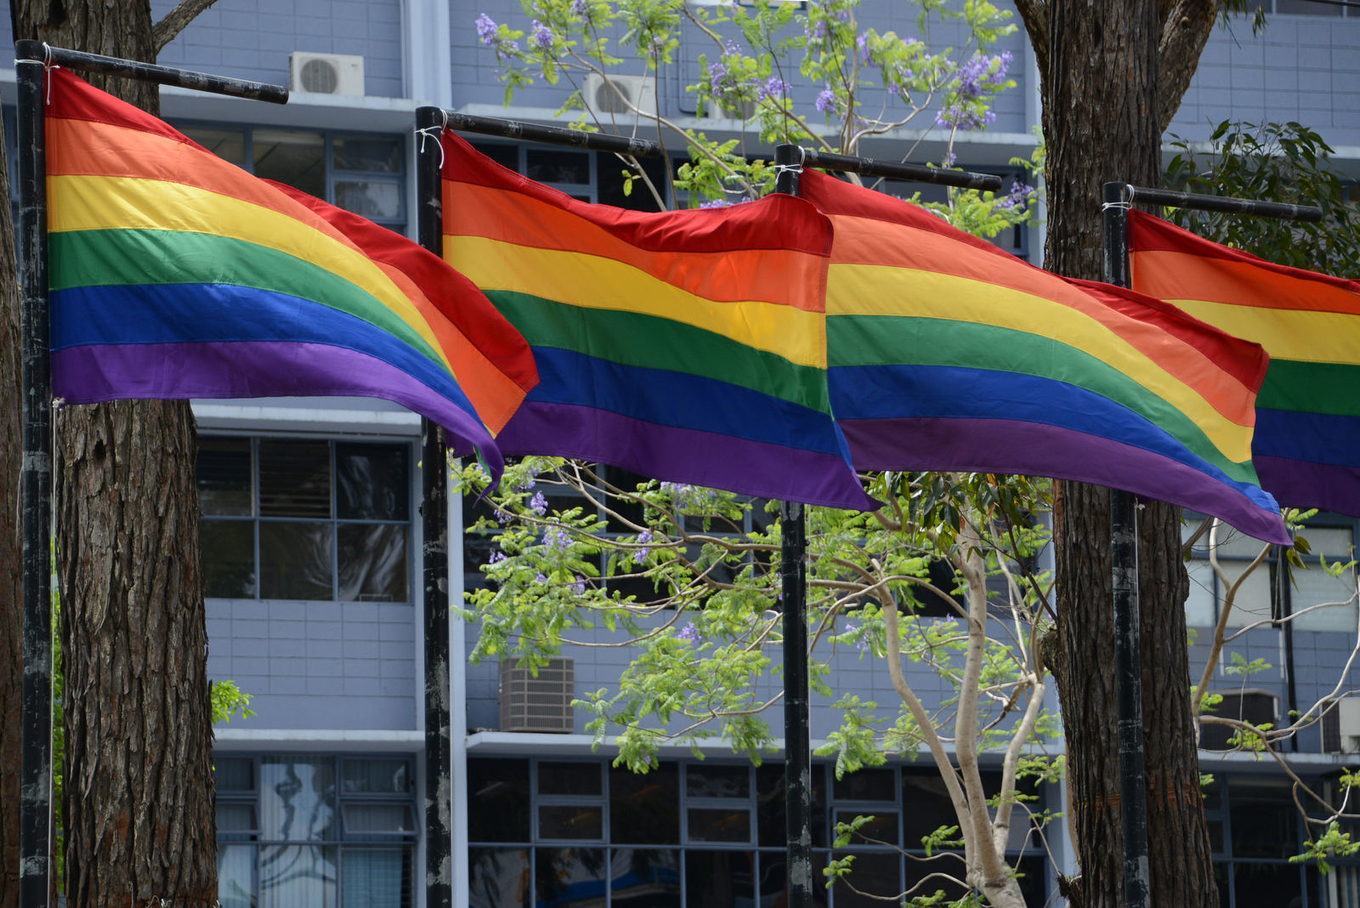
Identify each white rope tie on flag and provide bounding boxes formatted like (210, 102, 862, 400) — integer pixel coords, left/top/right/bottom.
(774, 145, 806, 178)
(14, 42, 58, 104)
(416, 110, 449, 170)
(1101, 185, 1136, 210)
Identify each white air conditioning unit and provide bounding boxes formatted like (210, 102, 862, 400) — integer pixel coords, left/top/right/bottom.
(499, 657, 575, 734)
(1337, 698, 1360, 754)
(583, 73, 656, 120)
(290, 52, 365, 96)
(698, 98, 756, 122)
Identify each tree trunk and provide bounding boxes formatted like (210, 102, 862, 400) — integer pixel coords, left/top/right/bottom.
(11, 2, 218, 905)
(0, 94, 22, 908)
(1041, 2, 1219, 906)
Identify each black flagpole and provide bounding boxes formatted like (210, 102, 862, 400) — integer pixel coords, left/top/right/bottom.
(416, 106, 454, 908)
(1102, 182, 1152, 908)
(16, 40, 54, 908)
(1101, 180, 1321, 908)
(774, 143, 815, 908)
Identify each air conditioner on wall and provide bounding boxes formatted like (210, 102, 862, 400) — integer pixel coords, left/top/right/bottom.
(499, 657, 575, 734)
(697, 98, 756, 122)
(290, 52, 365, 96)
(583, 73, 657, 120)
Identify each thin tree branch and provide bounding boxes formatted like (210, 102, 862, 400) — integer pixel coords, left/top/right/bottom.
(152, 0, 222, 55)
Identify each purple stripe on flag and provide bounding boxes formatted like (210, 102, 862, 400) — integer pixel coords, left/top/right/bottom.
(1255, 456, 1360, 519)
(840, 416, 1288, 543)
(489, 401, 879, 511)
(52, 341, 502, 475)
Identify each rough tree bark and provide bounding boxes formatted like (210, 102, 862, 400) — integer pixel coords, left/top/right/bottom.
(1011, 1, 1226, 906)
(0, 99, 21, 908)
(7, 1, 222, 904)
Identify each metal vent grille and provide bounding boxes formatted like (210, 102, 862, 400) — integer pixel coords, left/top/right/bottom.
(499, 658, 575, 734)
(1200, 689, 1278, 751)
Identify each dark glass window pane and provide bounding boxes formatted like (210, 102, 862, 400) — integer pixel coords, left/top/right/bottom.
(755, 855, 829, 908)
(470, 142, 518, 171)
(1214, 861, 1231, 905)
(901, 772, 962, 850)
(1276, 0, 1341, 12)
(526, 148, 590, 184)
(686, 764, 749, 799)
(259, 757, 337, 841)
(338, 524, 408, 602)
(539, 762, 602, 797)
(469, 847, 530, 908)
(1209, 819, 1225, 853)
(333, 136, 402, 173)
(259, 440, 331, 518)
(218, 843, 256, 908)
(1203, 776, 1223, 811)
(218, 802, 257, 832)
(341, 847, 411, 908)
(684, 851, 754, 908)
(336, 444, 409, 520)
(1229, 860, 1305, 907)
(216, 757, 255, 792)
(757, 764, 827, 848)
(341, 803, 415, 839)
(610, 848, 679, 907)
(1229, 780, 1297, 859)
(904, 853, 968, 904)
(834, 767, 897, 803)
(610, 763, 678, 844)
(833, 851, 902, 908)
(198, 437, 253, 515)
(835, 810, 900, 847)
(343, 758, 411, 794)
(595, 152, 667, 213)
(468, 759, 530, 843)
(183, 126, 247, 166)
(202, 520, 256, 599)
(259, 522, 333, 600)
(253, 128, 325, 198)
(259, 843, 338, 907)
(687, 808, 750, 843)
(1016, 854, 1047, 908)
(535, 847, 608, 907)
(539, 805, 603, 840)
(334, 180, 402, 221)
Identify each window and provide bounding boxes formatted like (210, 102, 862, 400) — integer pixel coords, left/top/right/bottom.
(468, 141, 670, 211)
(1183, 516, 1356, 632)
(1202, 775, 1323, 907)
(215, 754, 417, 908)
(466, 758, 1045, 907)
(1273, 0, 1349, 16)
(178, 124, 407, 230)
(198, 437, 413, 602)
(874, 170, 1035, 261)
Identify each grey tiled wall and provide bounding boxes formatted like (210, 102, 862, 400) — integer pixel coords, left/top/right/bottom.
(208, 598, 417, 730)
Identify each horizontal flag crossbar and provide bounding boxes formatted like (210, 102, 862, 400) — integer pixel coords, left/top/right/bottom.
(797, 146, 1003, 191)
(1121, 182, 1323, 223)
(433, 107, 665, 158)
(16, 40, 288, 103)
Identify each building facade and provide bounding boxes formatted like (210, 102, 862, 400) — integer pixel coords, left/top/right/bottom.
(4, 1, 1359, 905)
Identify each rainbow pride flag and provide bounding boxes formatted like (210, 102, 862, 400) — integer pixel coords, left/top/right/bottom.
(1130, 211, 1360, 517)
(440, 133, 876, 511)
(800, 170, 1288, 543)
(46, 69, 536, 479)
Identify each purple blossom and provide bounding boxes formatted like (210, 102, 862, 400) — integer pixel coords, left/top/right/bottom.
(830, 4, 851, 21)
(570, 576, 587, 595)
(942, 151, 957, 167)
(661, 481, 719, 510)
(535, 572, 549, 584)
(476, 13, 498, 46)
(935, 105, 996, 132)
(699, 198, 734, 209)
(529, 492, 548, 516)
(677, 622, 701, 643)
(996, 179, 1034, 212)
(529, 19, 554, 50)
(571, 0, 588, 16)
(757, 76, 790, 102)
(725, 40, 742, 55)
(633, 529, 653, 564)
(809, 18, 827, 40)
(856, 33, 875, 66)
(708, 60, 730, 87)
(488, 550, 507, 565)
(543, 526, 571, 553)
(815, 86, 837, 114)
